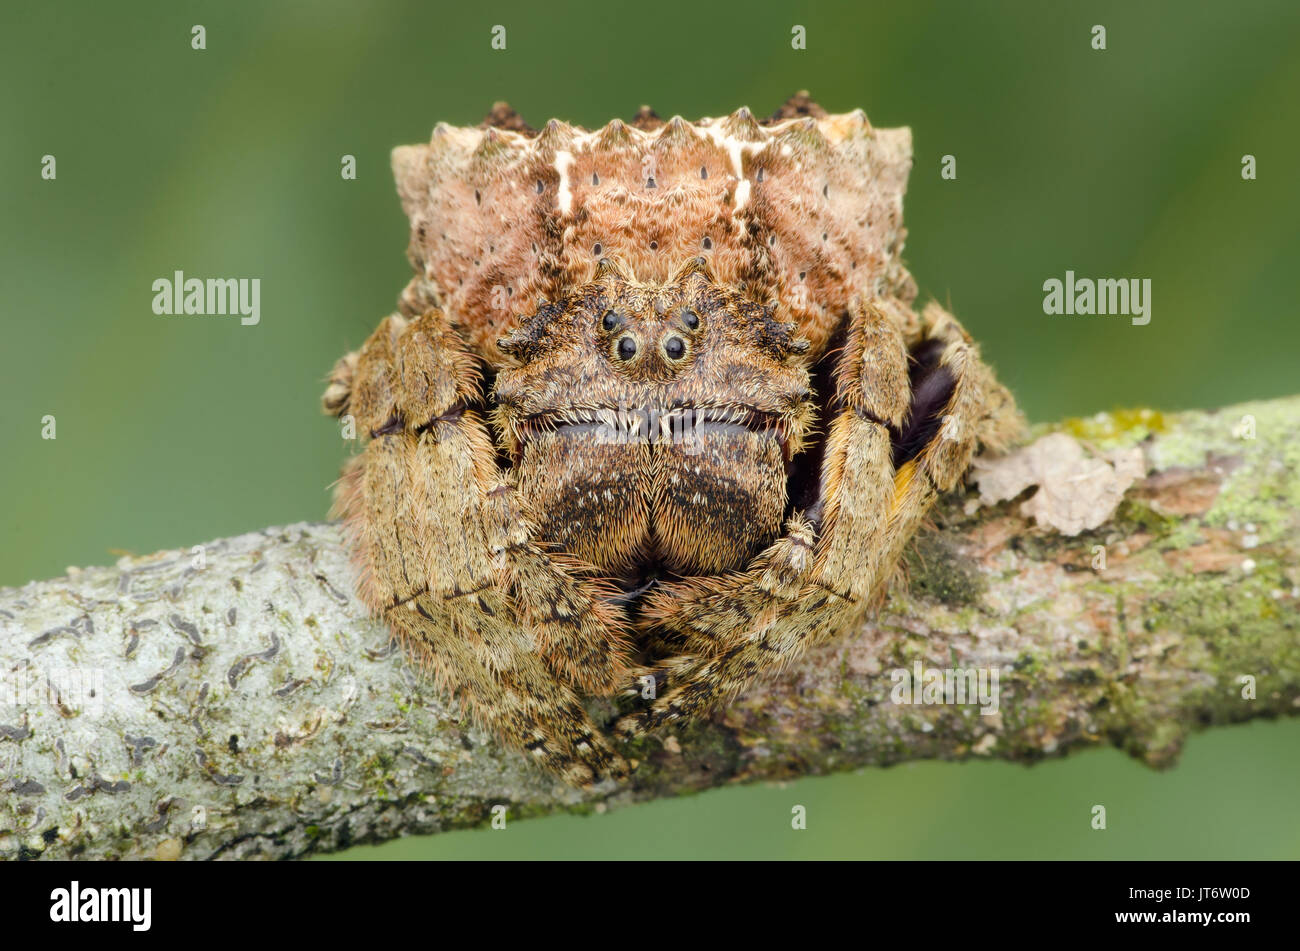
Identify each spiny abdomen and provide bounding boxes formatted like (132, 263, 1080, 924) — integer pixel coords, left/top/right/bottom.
(391, 98, 918, 362)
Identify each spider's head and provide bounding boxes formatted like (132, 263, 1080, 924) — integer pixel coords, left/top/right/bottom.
(491, 257, 816, 577)
(494, 256, 813, 444)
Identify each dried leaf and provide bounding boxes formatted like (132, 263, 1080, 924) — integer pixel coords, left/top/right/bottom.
(972, 433, 1144, 535)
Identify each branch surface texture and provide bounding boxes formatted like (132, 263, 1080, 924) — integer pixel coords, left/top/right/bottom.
(1, 397, 1296, 860)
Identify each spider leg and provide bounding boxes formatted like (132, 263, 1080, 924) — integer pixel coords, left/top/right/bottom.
(871, 301, 1023, 580)
(326, 310, 632, 785)
(617, 298, 1018, 734)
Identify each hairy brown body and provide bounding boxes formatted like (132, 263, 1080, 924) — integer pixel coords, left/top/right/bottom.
(495, 257, 813, 577)
(324, 95, 1022, 786)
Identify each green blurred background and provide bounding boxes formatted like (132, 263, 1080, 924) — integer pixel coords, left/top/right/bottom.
(2, 0, 1297, 858)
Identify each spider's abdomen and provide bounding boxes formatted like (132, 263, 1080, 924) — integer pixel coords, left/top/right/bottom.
(391, 104, 917, 363)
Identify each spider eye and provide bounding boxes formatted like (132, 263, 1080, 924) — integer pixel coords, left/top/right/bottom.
(664, 336, 686, 360)
(601, 310, 622, 331)
(681, 308, 699, 330)
(616, 335, 638, 360)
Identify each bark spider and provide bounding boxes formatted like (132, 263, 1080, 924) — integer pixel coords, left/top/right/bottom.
(323, 95, 1022, 786)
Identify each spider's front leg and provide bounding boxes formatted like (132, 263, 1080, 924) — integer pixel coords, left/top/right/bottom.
(324, 310, 634, 786)
(618, 297, 1021, 735)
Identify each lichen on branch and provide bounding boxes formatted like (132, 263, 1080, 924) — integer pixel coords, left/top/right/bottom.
(0, 397, 1297, 860)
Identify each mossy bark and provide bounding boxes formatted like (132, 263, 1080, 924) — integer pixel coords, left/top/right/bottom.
(1, 397, 1296, 860)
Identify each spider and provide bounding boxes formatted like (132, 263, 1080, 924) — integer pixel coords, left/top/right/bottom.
(322, 95, 1022, 786)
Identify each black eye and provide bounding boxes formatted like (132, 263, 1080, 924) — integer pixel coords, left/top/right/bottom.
(602, 310, 621, 331)
(681, 308, 699, 329)
(664, 336, 685, 360)
(617, 336, 638, 360)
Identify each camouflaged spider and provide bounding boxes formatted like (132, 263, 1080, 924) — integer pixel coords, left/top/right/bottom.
(322, 95, 1022, 786)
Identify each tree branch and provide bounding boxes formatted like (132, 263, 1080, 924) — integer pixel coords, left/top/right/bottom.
(1, 397, 1297, 860)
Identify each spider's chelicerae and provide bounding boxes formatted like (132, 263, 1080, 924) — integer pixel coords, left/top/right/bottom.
(323, 94, 1022, 786)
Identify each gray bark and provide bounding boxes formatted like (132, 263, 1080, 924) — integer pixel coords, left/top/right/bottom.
(1, 396, 1296, 860)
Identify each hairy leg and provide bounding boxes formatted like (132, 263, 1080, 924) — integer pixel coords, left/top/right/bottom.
(326, 310, 633, 784)
(618, 298, 1021, 733)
